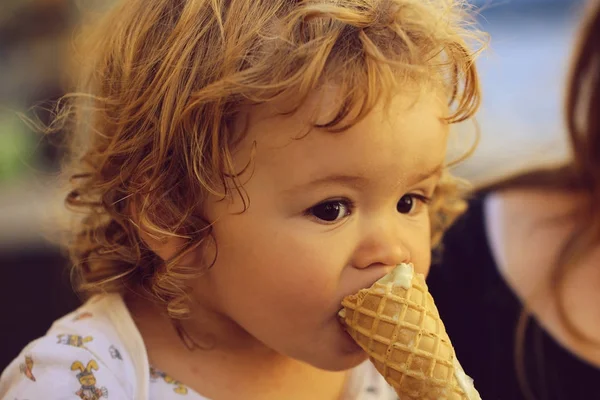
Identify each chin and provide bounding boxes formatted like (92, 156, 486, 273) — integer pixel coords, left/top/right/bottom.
(317, 350, 369, 371)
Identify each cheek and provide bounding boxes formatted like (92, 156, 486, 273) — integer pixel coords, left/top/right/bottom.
(417, 248, 432, 277)
(209, 215, 344, 315)
(410, 217, 433, 277)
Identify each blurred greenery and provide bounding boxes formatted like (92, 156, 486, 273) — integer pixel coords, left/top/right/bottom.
(0, 115, 36, 183)
(0, 0, 73, 187)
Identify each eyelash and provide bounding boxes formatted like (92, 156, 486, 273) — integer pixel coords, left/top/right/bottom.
(410, 194, 432, 205)
(306, 193, 432, 224)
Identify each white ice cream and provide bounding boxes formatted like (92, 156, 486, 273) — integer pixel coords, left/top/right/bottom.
(376, 263, 414, 289)
(453, 358, 482, 400)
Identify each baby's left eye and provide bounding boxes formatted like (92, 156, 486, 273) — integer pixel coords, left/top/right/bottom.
(397, 194, 430, 215)
(308, 200, 352, 223)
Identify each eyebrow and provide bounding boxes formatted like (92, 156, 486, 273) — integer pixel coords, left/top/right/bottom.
(411, 164, 444, 184)
(282, 174, 369, 195)
(282, 164, 444, 195)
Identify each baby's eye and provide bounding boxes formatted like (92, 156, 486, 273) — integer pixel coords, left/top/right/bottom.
(397, 194, 430, 215)
(309, 200, 352, 223)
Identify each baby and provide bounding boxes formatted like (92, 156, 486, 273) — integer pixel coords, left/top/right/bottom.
(0, 0, 483, 398)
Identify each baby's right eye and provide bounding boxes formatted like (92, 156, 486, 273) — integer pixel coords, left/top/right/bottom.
(308, 200, 352, 223)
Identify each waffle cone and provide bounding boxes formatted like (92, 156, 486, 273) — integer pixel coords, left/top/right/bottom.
(339, 264, 481, 400)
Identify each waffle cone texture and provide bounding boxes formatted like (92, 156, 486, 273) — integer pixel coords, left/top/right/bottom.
(339, 264, 481, 400)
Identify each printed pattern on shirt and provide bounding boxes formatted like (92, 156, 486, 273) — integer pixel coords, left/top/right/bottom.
(73, 311, 94, 321)
(18, 355, 36, 382)
(71, 359, 109, 400)
(57, 334, 94, 348)
(108, 345, 123, 360)
(150, 366, 189, 395)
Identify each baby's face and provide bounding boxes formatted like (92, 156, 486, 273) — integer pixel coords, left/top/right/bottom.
(196, 88, 448, 371)
(81, 375, 96, 386)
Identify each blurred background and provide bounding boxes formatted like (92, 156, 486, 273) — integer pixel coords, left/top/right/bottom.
(0, 0, 587, 370)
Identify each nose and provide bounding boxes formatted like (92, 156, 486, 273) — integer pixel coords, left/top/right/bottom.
(352, 218, 411, 269)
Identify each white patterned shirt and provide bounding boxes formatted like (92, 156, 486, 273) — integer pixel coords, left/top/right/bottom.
(0, 294, 398, 400)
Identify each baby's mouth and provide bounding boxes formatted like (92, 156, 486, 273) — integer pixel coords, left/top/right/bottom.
(337, 308, 346, 324)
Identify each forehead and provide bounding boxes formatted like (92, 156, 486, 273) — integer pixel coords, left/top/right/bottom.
(233, 88, 449, 188)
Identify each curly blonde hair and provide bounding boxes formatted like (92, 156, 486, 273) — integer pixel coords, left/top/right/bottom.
(54, 0, 484, 318)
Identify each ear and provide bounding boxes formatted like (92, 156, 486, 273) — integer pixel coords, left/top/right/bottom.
(138, 227, 187, 262)
(130, 200, 188, 262)
(71, 361, 85, 372)
(86, 360, 99, 372)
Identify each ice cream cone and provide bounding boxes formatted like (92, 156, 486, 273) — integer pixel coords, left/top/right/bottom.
(339, 263, 481, 400)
